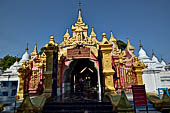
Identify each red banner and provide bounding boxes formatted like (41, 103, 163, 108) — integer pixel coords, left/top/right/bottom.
(67, 47, 90, 59)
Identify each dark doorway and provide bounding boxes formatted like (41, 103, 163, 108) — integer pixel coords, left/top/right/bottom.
(70, 59, 98, 100)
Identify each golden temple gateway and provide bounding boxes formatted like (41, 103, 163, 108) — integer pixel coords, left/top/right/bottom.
(17, 7, 145, 101)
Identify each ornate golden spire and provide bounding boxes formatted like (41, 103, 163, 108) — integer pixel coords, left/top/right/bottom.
(126, 36, 134, 50)
(109, 30, 116, 42)
(48, 35, 55, 45)
(102, 33, 110, 44)
(64, 27, 70, 40)
(90, 26, 96, 38)
(139, 40, 143, 48)
(77, 8, 83, 24)
(31, 41, 38, 56)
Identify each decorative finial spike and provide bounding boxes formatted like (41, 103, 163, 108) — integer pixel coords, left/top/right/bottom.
(152, 49, 155, 56)
(126, 36, 129, 41)
(78, 0, 81, 9)
(126, 36, 134, 50)
(109, 30, 116, 42)
(90, 25, 96, 38)
(66, 26, 69, 32)
(139, 40, 143, 48)
(26, 43, 29, 51)
(92, 25, 94, 31)
(76, 0, 84, 24)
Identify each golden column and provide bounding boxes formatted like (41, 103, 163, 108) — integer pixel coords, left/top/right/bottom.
(43, 35, 58, 94)
(133, 57, 146, 85)
(17, 62, 30, 99)
(17, 70, 25, 99)
(99, 33, 115, 92)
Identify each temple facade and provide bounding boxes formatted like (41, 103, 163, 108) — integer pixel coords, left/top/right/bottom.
(16, 8, 145, 101)
(138, 42, 170, 93)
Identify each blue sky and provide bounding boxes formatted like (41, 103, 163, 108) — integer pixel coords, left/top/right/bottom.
(0, 0, 170, 63)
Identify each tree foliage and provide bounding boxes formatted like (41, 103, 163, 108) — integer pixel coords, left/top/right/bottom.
(116, 40, 127, 51)
(0, 55, 21, 70)
(39, 47, 45, 55)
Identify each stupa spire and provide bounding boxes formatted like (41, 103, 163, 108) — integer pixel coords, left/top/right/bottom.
(139, 40, 143, 48)
(77, 7, 83, 24)
(64, 26, 70, 40)
(152, 49, 155, 56)
(25, 43, 29, 52)
(109, 30, 116, 42)
(31, 41, 38, 56)
(90, 26, 96, 38)
(126, 36, 134, 50)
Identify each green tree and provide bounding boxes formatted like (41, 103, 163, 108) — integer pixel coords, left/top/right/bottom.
(116, 40, 127, 51)
(0, 55, 21, 70)
(39, 47, 45, 55)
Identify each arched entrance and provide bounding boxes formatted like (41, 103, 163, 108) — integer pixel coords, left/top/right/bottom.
(62, 58, 101, 101)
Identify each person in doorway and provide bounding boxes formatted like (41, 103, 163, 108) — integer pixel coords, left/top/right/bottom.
(79, 77, 84, 92)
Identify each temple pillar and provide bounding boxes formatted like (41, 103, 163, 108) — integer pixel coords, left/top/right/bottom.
(17, 72, 24, 99)
(43, 35, 58, 95)
(133, 57, 146, 85)
(134, 67, 144, 85)
(57, 60, 63, 96)
(43, 50, 56, 94)
(99, 33, 115, 92)
(17, 63, 30, 99)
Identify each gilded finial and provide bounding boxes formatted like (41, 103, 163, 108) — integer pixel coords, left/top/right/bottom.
(67, 26, 68, 32)
(152, 49, 155, 56)
(126, 36, 134, 50)
(102, 32, 109, 44)
(77, 8, 83, 23)
(139, 40, 143, 48)
(25, 43, 29, 51)
(90, 25, 96, 38)
(109, 30, 116, 42)
(126, 36, 129, 41)
(31, 41, 38, 56)
(49, 35, 55, 45)
(16, 54, 19, 62)
(78, 0, 81, 9)
(64, 27, 70, 40)
(76, 0, 83, 24)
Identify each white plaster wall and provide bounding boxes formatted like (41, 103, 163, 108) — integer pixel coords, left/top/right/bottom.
(159, 71, 170, 88)
(142, 70, 157, 93)
(142, 69, 170, 94)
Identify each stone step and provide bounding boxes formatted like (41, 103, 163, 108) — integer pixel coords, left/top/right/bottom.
(130, 100, 157, 111)
(43, 109, 114, 113)
(42, 101, 113, 113)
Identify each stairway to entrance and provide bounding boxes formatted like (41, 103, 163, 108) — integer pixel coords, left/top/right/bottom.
(42, 92, 114, 113)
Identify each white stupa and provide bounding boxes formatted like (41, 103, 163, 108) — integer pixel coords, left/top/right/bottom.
(151, 50, 164, 71)
(19, 47, 30, 65)
(138, 41, 170, 94)
(138, 41, 153, 69)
